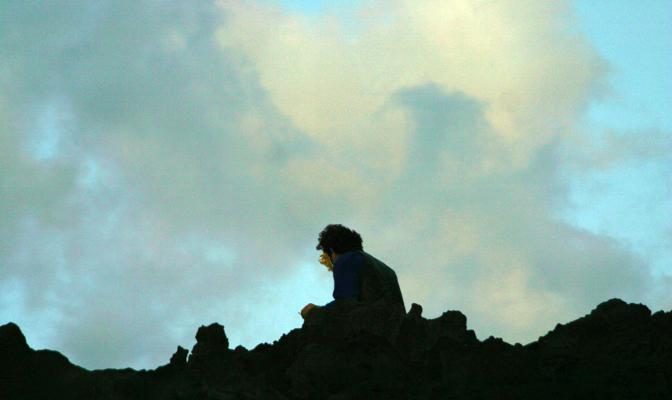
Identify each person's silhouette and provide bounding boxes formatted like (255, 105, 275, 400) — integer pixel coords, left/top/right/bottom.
(300, 224, 405, 319)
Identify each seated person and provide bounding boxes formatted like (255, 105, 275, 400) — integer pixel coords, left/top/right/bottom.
(301, 224, 406, 319)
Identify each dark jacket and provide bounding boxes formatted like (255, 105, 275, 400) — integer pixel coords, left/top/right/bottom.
(325, 250, 405, 315)
(357, 251, 406, 314)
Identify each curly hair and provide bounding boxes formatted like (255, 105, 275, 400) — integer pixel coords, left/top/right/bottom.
(316, 224, 364, 254)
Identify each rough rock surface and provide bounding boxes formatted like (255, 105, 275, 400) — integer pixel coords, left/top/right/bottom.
(1, 298, 670, 399)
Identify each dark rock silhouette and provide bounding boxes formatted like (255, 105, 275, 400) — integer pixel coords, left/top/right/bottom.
(1, 298, 670, 399)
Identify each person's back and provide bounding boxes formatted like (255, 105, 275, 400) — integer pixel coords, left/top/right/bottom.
(357, 250, 406, 315)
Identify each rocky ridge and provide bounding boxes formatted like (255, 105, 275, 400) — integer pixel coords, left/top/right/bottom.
(1, 298, 670, 399)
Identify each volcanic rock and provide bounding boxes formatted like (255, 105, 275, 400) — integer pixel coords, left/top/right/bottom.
(1, 298, 670, 399)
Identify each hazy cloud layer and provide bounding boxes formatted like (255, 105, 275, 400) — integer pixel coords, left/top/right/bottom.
(1, 0, 669, 369)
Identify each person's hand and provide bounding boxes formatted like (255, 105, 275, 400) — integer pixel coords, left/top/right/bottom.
(300, 303, 317, 319)
(319, 252, 333, 271)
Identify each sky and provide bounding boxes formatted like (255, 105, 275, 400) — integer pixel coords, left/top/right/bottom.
(0, 0, 670, 370)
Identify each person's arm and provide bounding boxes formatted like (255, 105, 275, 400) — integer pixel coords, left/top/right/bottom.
(323, 252, 362, 308)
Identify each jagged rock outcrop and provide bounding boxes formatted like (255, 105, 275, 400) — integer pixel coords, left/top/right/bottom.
(1, 298, 670, 399)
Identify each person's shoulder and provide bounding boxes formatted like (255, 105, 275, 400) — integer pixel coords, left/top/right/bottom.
(360, 251, 396, 271)
(340, 250, 365, 263)
(334, 251, 365, 271)
(359, 250, 382, 264)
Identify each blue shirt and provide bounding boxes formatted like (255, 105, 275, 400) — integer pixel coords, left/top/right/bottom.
(324, 251, 365, 308)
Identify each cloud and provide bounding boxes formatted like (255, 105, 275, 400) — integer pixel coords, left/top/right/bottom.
(0, 0, 667, 369)
(1, 0, 320, 368)
(368, 84, 652, 340)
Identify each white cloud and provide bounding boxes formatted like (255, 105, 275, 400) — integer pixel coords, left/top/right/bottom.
(0, 0, 667, 369)
(214, 0, 657, 339)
